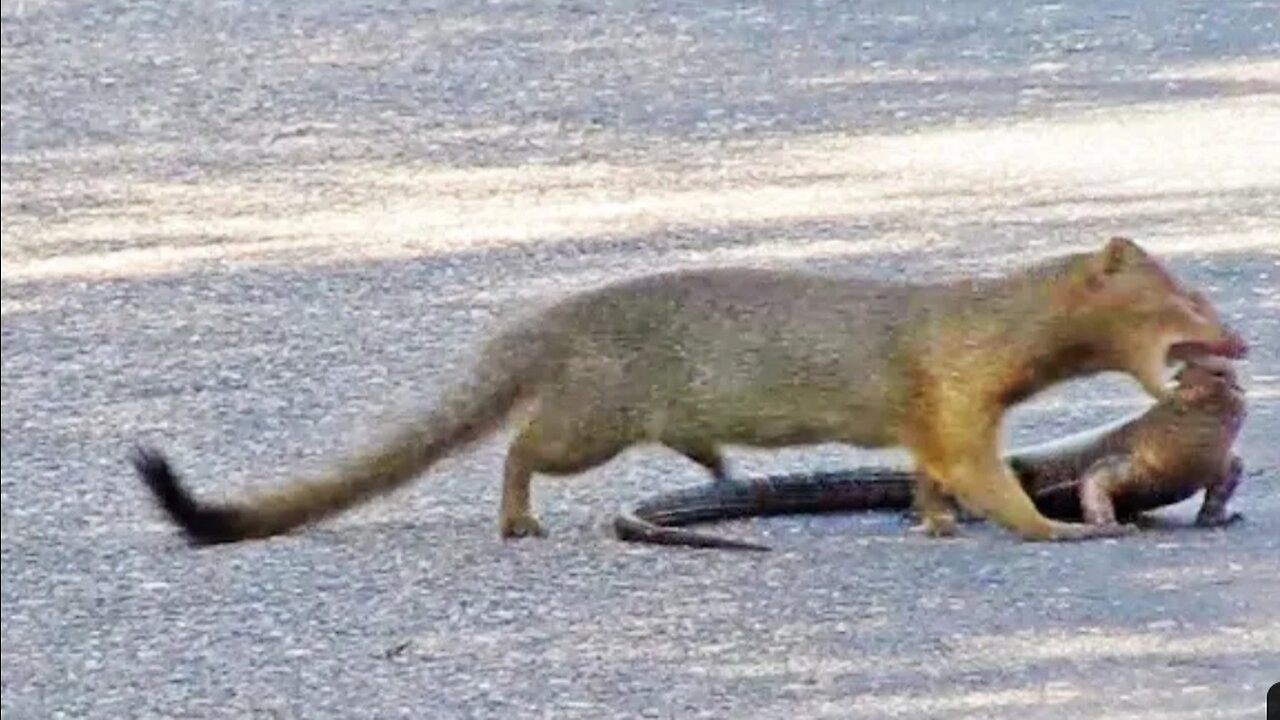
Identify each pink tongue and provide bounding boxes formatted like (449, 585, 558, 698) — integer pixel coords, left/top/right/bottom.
(1185, 355, 1236, 374)
(1215, 332, 1249, 359)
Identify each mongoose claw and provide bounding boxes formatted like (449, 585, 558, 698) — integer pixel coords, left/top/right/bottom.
(499, 515, 548, 539)
(910, 513, 961, 538)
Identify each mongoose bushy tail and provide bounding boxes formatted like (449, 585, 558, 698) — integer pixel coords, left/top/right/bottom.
(131, 334, 544, 544)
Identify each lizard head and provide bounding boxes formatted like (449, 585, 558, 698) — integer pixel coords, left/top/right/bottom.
(1171, 355, 1246, 422)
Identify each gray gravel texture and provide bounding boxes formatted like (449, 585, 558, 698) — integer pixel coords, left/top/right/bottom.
(3, 0, 1279, 718)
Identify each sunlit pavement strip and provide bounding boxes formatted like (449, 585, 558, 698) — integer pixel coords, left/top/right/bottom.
(3, 91, 1277, 283)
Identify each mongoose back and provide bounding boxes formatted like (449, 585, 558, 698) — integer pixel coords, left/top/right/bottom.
(131, 236, 1246, 545)
(614, 357, 1248, 551)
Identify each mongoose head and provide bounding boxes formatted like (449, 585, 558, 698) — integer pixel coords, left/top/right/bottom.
(1164, 288, 1248, 365)
(1064, 237, 1247, 396)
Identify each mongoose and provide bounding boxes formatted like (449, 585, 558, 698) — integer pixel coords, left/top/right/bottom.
(614, 357, 1248, 551)
(130, 236, 1247, 546)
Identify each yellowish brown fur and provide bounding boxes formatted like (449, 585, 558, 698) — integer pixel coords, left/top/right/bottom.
(131, 236, 1246, 545)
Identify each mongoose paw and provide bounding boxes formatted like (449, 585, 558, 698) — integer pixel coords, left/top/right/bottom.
(910, 513, 960, 538)
(1038, 520, 1137, 542)
(499, 515, 548, 539)
(1194, 511, 1244, 528)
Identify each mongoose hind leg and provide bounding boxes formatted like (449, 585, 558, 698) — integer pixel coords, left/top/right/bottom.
(1195, 455, 1245, 528)
(667, 441, 731, 483)
(498, 437, 546, 539)
(498, 411, 629, 540)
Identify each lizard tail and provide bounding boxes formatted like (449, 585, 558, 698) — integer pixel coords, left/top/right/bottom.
(613, 469, 918, 551)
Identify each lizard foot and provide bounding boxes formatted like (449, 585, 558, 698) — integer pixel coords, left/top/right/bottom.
(1194, 511, 1244, 528)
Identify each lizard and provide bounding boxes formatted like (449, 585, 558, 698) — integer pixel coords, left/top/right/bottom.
(613, 357, 1247, 551)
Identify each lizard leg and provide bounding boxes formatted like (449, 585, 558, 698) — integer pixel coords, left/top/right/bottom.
(1077, 456, 1132, 526)
(1195, 455, 1245, 528)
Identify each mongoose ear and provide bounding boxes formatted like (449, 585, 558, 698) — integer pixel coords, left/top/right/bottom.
(1098, 236, 1146, 274)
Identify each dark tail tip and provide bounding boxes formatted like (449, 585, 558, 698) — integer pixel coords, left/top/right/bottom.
(612, 513, 773, 552)
(128, 444, 243, 546)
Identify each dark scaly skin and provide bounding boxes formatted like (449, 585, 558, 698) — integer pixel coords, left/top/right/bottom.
(614, 360, 1246, 551)
(615, 469, 918, 551)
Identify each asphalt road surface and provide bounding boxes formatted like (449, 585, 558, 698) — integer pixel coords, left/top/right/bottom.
(2, 1, 1278, 718)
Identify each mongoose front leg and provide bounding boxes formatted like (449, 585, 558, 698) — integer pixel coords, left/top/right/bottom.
(1195, 455, 1245, 528)
(911, 473, 960, 538)
(941, 444, 1134, 542)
